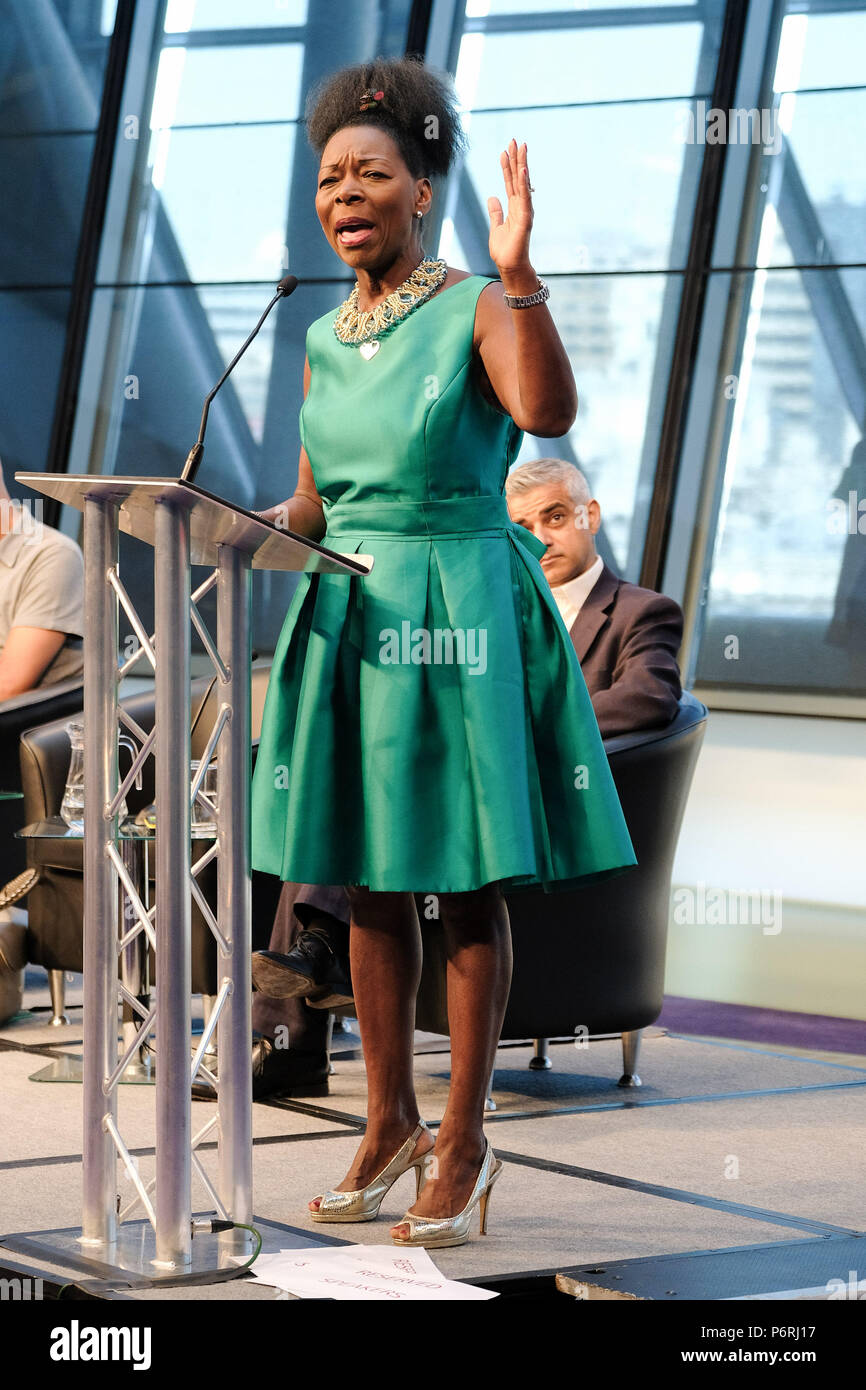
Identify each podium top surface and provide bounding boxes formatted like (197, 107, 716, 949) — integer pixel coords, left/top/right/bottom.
(15, 474, 372, 575)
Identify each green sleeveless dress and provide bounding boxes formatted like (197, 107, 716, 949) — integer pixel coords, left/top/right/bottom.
(251, 275, 636, 892)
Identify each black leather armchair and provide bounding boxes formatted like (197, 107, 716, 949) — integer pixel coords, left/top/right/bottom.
(18, 667, 280, 1021)
(414, 693, 708, 1091)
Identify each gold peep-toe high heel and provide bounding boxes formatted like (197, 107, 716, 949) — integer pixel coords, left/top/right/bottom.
(309, 1120, 435, 1223)
(390, 1139, 503, 1248)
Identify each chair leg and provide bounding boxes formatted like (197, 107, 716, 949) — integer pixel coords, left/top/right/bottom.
(529, 1037, 552, 1070)
(48, 969, 69, 1026)
(484, 1069, 497, 1113)
(618, 1028, 643, 1087)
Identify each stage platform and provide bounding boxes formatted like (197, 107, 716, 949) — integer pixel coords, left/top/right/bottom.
(1, 969, 863, 1302)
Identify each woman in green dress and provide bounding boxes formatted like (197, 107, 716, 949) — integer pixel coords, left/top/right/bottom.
(252, 57, 635, 1248)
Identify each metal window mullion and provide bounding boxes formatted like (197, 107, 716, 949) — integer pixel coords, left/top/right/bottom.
(66, 0, 168, 487)
(463, 6, 704, 35)
(639, 0, 753, 591)
(42, 0, 138, 528)
(623, 5, 727, 581)
(663, 0, 783, 676)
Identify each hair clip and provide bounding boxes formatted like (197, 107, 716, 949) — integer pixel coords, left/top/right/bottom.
(359, 88, 386, 111)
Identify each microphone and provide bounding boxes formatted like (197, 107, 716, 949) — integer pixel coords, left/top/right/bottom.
(180, 275, 299, 484)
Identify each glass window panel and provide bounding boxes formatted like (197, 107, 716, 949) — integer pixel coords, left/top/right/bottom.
(468, 0, 692, 11)
(0, 1, 116, 134)
(512, 273, 682, 578)
(772, 90, 866, 268)
(164, 0, 308, 29)
(0, 134, 95, 286)
(463, 101, 704, 272)
(776, 10, 866, 93)
(694, 268, 866, 696)
(197, 287, 281, 441)
(456, 24, 705, 110)
(0, 289, 71, 480)
(151, 44, 303, 127)
(76, 285, 277, 477)
(140, 125, 297, 283)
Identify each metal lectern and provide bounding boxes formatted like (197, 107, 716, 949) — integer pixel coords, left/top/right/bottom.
(6, 473, 370, 1281)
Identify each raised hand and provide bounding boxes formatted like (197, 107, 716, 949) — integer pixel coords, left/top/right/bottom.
(487, 138, 534, 277)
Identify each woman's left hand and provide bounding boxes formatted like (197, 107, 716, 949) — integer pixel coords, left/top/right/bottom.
(487, 138, 534, 277)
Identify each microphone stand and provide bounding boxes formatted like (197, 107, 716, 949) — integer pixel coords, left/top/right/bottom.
(180, 274, 298, 485)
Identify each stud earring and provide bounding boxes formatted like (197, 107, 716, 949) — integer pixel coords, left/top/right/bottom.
(415, 210, 423, 219)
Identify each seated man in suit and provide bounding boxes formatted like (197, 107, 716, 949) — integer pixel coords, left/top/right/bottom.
(504, 457, 683, 736)
(231, 460, 684, 1100)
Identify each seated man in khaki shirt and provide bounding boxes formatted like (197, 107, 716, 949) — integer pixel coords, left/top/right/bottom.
(0, 463, 84, 700)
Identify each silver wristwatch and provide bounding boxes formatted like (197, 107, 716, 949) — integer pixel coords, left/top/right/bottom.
(502, 279, 550, 309)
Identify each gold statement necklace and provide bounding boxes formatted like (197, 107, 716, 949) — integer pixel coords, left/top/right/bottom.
(333, 256, 447, 360)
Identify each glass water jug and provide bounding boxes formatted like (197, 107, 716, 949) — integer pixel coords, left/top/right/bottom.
(60, 722, 136, 831)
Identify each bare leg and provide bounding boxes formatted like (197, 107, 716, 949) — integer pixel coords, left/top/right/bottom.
(308, 887, 432, 1209)
(391, 883, 511, 1234)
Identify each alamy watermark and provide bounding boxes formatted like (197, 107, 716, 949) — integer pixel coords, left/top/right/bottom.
(378, 622, 487, 676)
(827, 1270, 866, 1299)
(826, 492, 866, 535)
(49, 1320, 151, 1369)
(675, 102, 781, 154)
(0, 1275, 44, 1300)
(0, 498, 43, 543)
(672, 881, 783, 935)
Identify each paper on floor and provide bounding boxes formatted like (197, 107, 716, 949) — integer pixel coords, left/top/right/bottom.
(247, 1243, 498, 1300)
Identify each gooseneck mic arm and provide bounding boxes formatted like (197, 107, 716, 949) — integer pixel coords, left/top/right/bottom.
(180, 274, 299, 484)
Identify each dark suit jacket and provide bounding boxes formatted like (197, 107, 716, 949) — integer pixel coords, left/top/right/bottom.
(569, 564, 683, 738)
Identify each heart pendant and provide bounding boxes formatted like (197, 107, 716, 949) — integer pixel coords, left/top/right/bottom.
(359, 340, 380, 360)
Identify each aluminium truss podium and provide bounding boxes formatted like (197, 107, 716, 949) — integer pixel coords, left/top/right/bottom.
(5, 474, 371, 1281)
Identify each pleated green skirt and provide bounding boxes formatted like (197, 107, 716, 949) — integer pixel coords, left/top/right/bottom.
(251, 495, 636, 893)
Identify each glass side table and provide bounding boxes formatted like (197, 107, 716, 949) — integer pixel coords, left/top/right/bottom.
(17, 816, 216, 1084)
